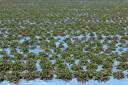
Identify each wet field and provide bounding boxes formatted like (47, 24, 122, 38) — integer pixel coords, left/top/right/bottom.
(0, 0, 128, 85)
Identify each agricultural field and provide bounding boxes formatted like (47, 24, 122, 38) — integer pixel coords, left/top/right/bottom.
(0, 0, 128, 85)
